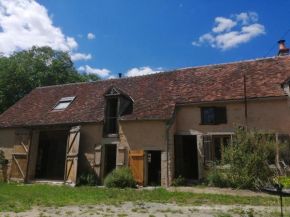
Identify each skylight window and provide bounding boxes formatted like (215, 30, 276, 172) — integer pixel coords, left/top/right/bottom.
(53, 97, 75, 111)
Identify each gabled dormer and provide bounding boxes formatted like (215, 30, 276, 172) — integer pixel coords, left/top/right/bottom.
(103, 86, 133, 137)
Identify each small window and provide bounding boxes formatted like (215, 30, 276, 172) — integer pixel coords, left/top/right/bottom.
(201, 106, 227, 125)
(53, 97, 75, 111)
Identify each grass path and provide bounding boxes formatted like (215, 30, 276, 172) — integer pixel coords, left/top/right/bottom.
(0, 183, 289, 213)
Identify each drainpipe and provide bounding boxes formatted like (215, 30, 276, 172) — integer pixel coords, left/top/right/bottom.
(165, 106, 177, 187)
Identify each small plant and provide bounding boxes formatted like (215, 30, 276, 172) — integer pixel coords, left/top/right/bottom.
(77, 173, 96, 186)
(206, 170, 228, 188)
(172, 175, 185, 187)
(104, 166, 136, 188)
(0, 150, 5, 165)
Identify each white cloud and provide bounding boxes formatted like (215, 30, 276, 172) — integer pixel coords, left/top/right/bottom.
(108, 75, 116, 79)
(125, 67, 163, 77)
(192, 12, 265, 50)
(85, 65, 110, 78)
(0, 0, 91, 60)
(77, 66, 85, 71)
(71, 53, 92, 61)
(236, 12, 258, 25)
(212, 17, 237, 33)
(87, 33, 95, 39)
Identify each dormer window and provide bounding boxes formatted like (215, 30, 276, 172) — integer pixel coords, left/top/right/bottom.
(53, 97, 75, 111)
(103, 87, 133, 137)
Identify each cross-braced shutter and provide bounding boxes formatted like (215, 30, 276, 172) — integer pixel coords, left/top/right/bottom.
(10, 129, 31, 182)
(117, 146, 125, 166)
(129, 150, 144, 185)
(64, 126, 80, 186)
(203, 135, 212, 164)
(94, 144, 102, 180)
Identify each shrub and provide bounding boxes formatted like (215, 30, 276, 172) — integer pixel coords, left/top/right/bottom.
(77, 173, 96, 186)
(0, 150, 5, 165)
(207, 170, 228, 188)
(104, 166, 136, 188)
(172, 175, 185, 187)
(223, 127, 278, 189)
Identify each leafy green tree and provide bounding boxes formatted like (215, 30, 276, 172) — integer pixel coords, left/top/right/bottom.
(0, 46, 99, 114)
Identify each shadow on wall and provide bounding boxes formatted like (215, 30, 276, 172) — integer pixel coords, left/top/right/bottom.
(77, 150, 99, 184)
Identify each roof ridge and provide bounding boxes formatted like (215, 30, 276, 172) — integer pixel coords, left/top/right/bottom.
(36, 55, 288, 89)
(179, 55, 286, 70)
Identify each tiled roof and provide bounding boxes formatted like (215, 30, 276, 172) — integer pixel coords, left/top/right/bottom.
(0, 56, 290, 128)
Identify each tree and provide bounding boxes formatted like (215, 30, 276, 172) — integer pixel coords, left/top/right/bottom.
(0, 46, 100, 114)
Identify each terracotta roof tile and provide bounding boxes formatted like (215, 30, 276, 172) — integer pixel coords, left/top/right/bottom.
(0, 56, 290, 127)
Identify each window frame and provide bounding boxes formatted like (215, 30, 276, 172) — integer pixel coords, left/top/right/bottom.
(52, 97, 75, 111)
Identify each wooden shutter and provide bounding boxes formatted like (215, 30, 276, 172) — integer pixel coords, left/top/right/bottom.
(64, 126, 80, 186)
(278, 134, 290, 164)
(129, 150, 144, 185)
(203, 135, 212, 164)
(94, 144, 102, 180)
(10, 129, 31, 182)
(117, 146, 125, 166)
(216, 107, 227, 124)
(119, 96, 132, 116)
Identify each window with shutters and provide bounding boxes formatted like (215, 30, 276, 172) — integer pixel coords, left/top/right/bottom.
(103, 87, 133, 137)
(201, 107, 227, 125)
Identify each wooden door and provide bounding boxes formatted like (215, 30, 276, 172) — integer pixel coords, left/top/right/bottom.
(129, 150, 144, 185)
(64, 126, 80, 186)
(94, 144, 102, 182)
(10, 129, 31, 182)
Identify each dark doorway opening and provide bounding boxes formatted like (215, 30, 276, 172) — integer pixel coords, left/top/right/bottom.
(174, 135, 198, 179)
(104, 144, 117, 177)
(147, 151, 161, 186)
(35, 130, 68, 180)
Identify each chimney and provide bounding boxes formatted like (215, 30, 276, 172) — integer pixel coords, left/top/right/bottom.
(278, 40, 290, 56)
(118, 73, 122, 78)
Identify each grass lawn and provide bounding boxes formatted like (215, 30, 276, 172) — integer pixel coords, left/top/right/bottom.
(0, 183, 289, 213)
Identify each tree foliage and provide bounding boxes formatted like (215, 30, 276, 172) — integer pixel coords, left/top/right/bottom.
(0, 46, 99, 114)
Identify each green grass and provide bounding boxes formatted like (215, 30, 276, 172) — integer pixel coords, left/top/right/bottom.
(0, 183, 289, 213)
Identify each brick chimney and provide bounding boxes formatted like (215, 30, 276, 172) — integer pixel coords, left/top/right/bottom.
(278, 40, 290, 56)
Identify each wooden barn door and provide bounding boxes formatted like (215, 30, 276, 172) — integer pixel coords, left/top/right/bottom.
(10, 129, 31, 182)
(129, 150, 144, 185)
(64, 126, 80, 186)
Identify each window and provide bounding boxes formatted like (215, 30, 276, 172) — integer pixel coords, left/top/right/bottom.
(201, 106, 227, 125)
(213, 136, 230, 162)
(103, 87, 133, 136)
(53, 97, 75, 111)
(203, 135, 230, 163)
(104, 98, 118, 135)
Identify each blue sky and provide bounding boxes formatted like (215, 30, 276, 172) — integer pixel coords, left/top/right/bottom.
(0, 0, 289, 79)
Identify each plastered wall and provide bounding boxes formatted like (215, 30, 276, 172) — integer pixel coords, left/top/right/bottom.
(79, 123, 103, 176)
(176, 99, 290, 134)
(119, 121, 166, 151)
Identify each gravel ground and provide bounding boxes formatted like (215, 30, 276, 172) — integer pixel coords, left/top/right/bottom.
(166, 186, 274, 197)
(0, 202, 286, 217)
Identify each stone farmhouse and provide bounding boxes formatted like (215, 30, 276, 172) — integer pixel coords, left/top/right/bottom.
(0, 41, 290, 187)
